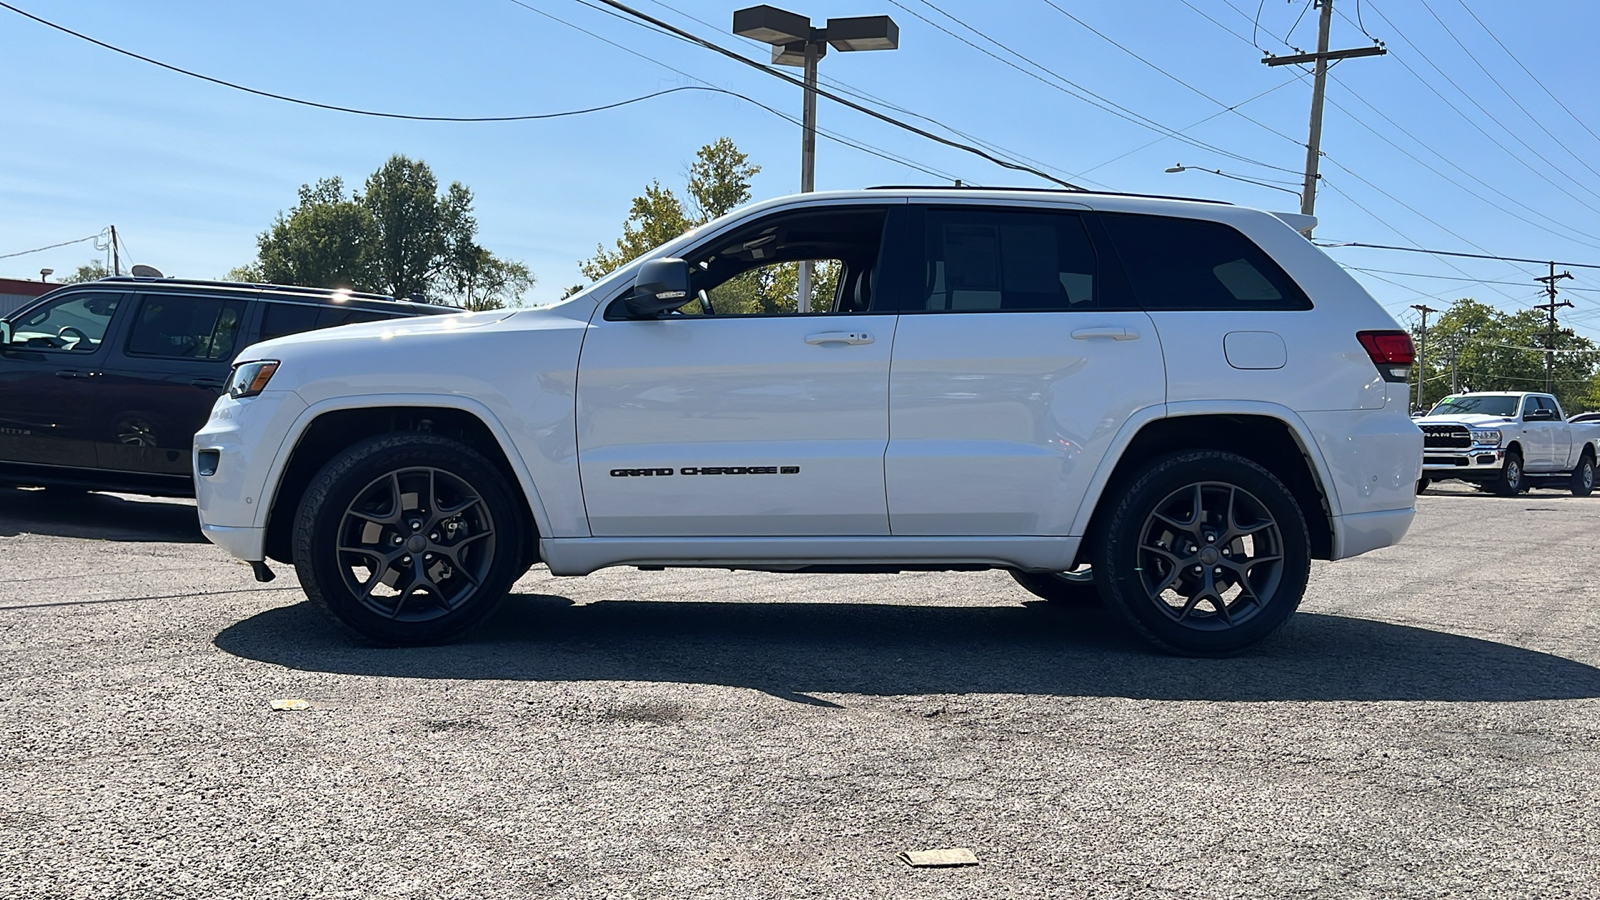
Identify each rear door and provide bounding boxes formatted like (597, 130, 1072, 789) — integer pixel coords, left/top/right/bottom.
(94, 290, 250, 475)
(883, 204, 1165, 536)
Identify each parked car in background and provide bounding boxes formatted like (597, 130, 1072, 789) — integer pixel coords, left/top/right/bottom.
(1415, 391, 1600, 495)
(196, 187, 1422, 657)
(0, 277, 454, 497)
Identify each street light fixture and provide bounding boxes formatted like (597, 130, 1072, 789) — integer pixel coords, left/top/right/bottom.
(39, 268, 53, 282)
(1165, 164, 1303, 199)
(733, 4, 899, 311)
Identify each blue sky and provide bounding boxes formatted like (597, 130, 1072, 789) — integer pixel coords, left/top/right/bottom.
(3, 0, 1598, 336)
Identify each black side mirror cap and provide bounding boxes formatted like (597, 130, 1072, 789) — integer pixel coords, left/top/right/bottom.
(623, 258, 693, 318)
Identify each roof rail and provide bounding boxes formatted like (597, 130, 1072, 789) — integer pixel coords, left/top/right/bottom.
(93, 276, 455, 307)
(866, 184, 1232, 205)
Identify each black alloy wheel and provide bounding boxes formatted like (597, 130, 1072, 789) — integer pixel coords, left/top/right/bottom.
(1091, 451, 1311, 657)
(294, 433, 525, 645)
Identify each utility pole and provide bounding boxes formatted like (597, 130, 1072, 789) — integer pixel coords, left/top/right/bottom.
(1448, 348, 1459, 394)
(1411, 304, 1438, 412)
(109, 224, 120, 276)
(1535, 262, 1575, 394)
(1264, 1, 1385, 237)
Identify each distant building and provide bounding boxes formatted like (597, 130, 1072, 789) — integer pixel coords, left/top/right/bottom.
(0, 277, 56, 316)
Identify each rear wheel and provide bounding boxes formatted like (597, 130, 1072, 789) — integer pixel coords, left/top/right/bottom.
(1572, 452, 1595, 497)
(1089, 450, 1310, 657)
(1009, 567, 1102, 607)
(1490, 449, 1525, 496)
(293, 433, 525, 645)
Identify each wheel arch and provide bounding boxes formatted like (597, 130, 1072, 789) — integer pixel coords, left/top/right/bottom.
(1071, 405, 1338, 560)
(261, 397, 549, 565)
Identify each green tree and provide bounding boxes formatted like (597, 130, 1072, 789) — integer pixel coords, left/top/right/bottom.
(61, 260, 109, 283)
(235, 155, 534, 307)
(1412, 298, 1600, 413)
(580, 138, 761, 282)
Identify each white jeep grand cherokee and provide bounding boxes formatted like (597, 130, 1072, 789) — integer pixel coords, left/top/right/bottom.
(195, 188, 1422, 656)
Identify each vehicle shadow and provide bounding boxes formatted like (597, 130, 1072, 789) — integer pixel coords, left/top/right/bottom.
(0, 487, 204, 543)
(213, 593, 1600, 703)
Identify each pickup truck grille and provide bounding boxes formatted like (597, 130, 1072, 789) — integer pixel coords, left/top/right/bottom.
(1421, 424, 1472, 448)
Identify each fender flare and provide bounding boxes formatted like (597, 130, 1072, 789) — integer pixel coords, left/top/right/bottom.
(1067, 399, 1344, 536)
(255, 392, 555, 540)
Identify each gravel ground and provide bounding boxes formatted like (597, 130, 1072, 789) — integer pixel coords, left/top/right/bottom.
(1, 482, 1598, 899)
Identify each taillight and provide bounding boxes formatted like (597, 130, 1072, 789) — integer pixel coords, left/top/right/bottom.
(1357, 330, 1414, 383)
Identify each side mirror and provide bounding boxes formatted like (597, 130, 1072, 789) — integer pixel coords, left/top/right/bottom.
(623, 258, 693, 318)
(1526, 408, 1555, 421)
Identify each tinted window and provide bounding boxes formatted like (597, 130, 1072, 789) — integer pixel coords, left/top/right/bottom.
(126, 294, 247, 360)
(4, 291, 120, 352)
(259, 302, 393, 343)
(1100, 213, 1311, 311)
(915, 209, 1096, 312)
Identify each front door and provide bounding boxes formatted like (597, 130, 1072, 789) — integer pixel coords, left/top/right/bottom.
(884, 205, 1166, 536)
(0, 289, 126, 469)
(576, 203, 897, 537)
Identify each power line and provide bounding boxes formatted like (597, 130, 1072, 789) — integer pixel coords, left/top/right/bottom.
(576, 0, 1090, 189)
(0, 231, 105, 261)
(882, 0, 1301, 176)
(1318, 242, 1600, 271)
(1344, 266, 1600, 293)
(1451, 0, 1600, 150)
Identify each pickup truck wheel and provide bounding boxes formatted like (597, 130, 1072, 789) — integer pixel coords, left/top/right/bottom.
(1416, 478, 1430, 494)
(1571, 452, 1595, 497)
(1490, 449, 1525, 496)
(1089, 451, 1310, 657)
(1009, 568, 1102, 607)
(293, 433, 524, 645)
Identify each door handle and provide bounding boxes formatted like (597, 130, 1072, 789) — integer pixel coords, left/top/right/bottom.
(54, 370, 91, 379)
(189, 378, 225, 389)
(805, 331, 874, 345)
(1071, 326, 1139, 341)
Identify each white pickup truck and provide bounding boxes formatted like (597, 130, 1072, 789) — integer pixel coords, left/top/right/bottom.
(1417, 391, 1600, 495)
(194, 188, 1423, 657)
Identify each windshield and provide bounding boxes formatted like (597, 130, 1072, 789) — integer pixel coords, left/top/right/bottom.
(1428, 395, 1518, 417)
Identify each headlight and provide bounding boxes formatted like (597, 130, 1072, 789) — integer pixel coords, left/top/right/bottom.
(1471, 429, 1501, 445)
(227, 360, 280, 398)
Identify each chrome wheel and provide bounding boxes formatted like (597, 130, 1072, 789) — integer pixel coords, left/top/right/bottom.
(337, 466, 496, 623)
(1136, 481, 1284, 632)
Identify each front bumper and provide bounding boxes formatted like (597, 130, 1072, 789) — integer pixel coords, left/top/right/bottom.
(1422, 444, 1504, 475)
(193, 389, 306, 561)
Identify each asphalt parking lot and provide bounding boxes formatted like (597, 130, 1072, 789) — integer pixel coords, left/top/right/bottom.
(1, 483, 1598, 899)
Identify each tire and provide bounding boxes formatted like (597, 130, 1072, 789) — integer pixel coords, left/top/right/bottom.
(293, 433, 526, 645)
(1416, 478, 1430, 494)
(1088, 450, 1311, 657)
(1010, 568, 1102, 607)
(1572, 452, 1596, 497)
(1490, 449, 1525, 496)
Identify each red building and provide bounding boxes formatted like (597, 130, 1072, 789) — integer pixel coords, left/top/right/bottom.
(0, 276, 56, 316)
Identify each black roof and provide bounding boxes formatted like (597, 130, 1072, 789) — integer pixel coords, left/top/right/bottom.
(866, 184, 1232, 205)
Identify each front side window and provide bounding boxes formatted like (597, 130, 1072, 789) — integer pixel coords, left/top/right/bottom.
(631, 206, 887, 317)
(914, 208, 1098, 312)
(259, 302, 393, 342)
(3, 292, 120, 352)
(1100, 212, 1312, 311)
(126, 294, 248, 360)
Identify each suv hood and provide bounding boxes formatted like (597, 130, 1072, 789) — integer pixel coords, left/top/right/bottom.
(242, 308, 517, 357)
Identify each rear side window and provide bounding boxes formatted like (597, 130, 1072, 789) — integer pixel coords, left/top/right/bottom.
(915, 208, 1097, 311)
(259, 302, 393, 342)
(126, 294, 248, 360)
(1100, 213, 1311, 311)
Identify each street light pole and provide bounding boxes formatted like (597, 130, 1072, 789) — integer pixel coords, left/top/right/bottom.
(733, 5, 899, 311)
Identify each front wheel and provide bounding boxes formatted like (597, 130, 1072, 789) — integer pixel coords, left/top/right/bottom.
(293, 433, 526, 645)
(1572, 453, 1595, 497)
(1490, 449, 1525, 496)
(1089, 451, 1311, 657)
